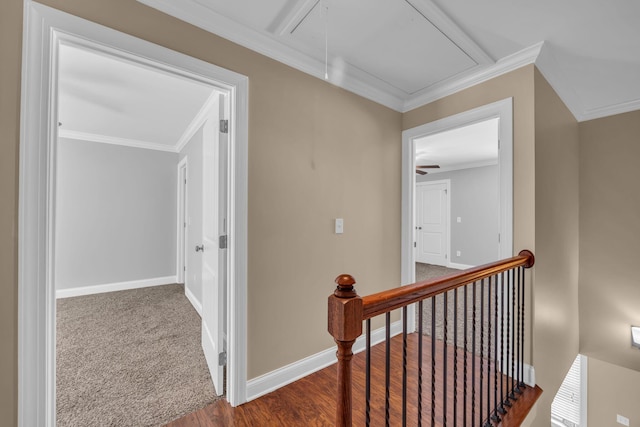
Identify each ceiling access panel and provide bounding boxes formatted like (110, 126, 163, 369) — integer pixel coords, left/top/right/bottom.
(282, 0, 491, 94)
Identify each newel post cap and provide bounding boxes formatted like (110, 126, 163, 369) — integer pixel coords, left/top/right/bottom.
(334, 274, 357, 298)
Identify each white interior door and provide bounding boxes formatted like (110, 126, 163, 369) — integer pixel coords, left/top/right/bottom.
(415, 181, 449, 266)
(201, 96, 226, 396)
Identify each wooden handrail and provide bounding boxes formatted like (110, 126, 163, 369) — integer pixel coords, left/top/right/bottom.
(362, 250, 534, 319)
(328, 249, 535, 427)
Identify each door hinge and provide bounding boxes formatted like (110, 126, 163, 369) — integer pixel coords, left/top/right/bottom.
(218, 351, 227, 366)
(220, 120, 229, 134)
(219, 235, 228, 249)
(414, 242, 416, 248)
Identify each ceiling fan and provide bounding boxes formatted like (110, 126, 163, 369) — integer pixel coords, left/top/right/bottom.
(415, 164, 440, 175)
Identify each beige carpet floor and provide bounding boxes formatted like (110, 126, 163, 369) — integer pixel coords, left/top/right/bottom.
(56, 284, 219, 427)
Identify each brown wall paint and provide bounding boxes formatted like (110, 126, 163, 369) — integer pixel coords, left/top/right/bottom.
(403, 65, 536, 256)
(580, 110, 640, 373)
(0, 0, 22, 424)
(403, 65, 537, 360)
(4, 1, 639, 425)
(532, 68, 580, 426)
(587, 357, 640, 426)
(18, 0, 403, 385)
(402, 66, 583, 427)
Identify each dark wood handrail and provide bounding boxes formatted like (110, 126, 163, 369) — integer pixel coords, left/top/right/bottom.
(328, 249, 535, 426)
(362, 250, 534, 319)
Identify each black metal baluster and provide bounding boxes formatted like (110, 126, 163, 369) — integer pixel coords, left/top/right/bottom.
(431, 297, 436, 427)
(484, 277, 492, 427)
(453, 288, 458, 427)
(472, 281, 477, 425)
(502, 270, 514, 407)
(491, 275, 501, 423)
(443, 292, 448, 426)
(479, 279, 485, 426)
(509, 267, 518, 401)
(514, 266, 522, 395)
(402, 306, 408, 427)
(519, 266, 526, 389)
(385, 312, 391, 426)
(498, 271, 507, 415)
(464, 285, 469, 426)
(366, 319, 371, 427)
(418, 301, 423, 427)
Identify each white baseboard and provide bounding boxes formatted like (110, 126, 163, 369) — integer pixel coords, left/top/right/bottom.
(448, 261, 475, 270)
(246, 320, 404, 402)
(55, 276, 177, 299)
(185, 285, 202, 316)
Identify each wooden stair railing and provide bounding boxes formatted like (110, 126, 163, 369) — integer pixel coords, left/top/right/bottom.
(328, 250, 539, 426)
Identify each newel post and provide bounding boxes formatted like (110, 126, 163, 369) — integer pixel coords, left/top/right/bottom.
(328, 274, 363, 427)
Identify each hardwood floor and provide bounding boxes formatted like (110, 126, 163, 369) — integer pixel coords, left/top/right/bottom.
(165, 333, 541, 426)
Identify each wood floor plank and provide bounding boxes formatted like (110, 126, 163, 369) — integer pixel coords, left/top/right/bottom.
(165, 333, 540, 426)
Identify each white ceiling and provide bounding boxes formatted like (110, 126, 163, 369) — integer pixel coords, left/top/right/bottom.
(58, 43, 215, 152)
(415, 117, 499, 173)
(139, 0, 640, 121)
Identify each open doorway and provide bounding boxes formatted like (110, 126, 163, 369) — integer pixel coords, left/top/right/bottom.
(19, 4, 249, 425)
(53, 39, 227, 425)
(401, 98, 513, 327)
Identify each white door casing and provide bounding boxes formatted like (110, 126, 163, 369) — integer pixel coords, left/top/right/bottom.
(401, 98, 513, 333)
(19, 4, 249, 426)
(415, 180, 450, 266)
(177, 158, 188, 284)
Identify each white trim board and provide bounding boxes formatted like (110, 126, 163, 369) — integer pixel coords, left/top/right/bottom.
(55, 276, 178, 299)
(184, 285, 202, 317)
(138, 0, 554, 116)
(246, 320, 404, 402)
(402, 98, 513, 338)
(448, 262, 475, 270)
(58, 129, 177, 153)
(19, 4, 249, 427)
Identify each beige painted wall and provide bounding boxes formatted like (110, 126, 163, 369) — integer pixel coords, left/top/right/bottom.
(403, 65, 536, 256)
(580, 110, 640, 372)
(10, 0, 402, 393)
(403, 65, 537, 363)
(532, 68, 580, 426)
(1, 0, 402, 421)
(587, 357, 640, 426)
(0, 0, 22, 424)
(403, 66, 583, 427)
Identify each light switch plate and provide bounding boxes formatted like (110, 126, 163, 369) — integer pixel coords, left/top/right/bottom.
(335, 218, 344, 234)
(617, 414, 629, 426)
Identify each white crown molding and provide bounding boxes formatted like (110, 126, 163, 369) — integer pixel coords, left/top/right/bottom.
(59, 129, 178, 152)
(407, 0, 494, 66)
(138, 0, 640, 120)
(403, 42, 543, 112)
(175, 90, 218, 152)
(274, 0, 318, 36)
(419, 159, 498, 175)
(579, 98, 640, 122)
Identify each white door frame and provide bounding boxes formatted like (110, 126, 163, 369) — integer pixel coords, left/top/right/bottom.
(18, 3, 249, 426)
(415, 179, 451, 266)
(401, 98, 513, 331)
(177, 157, 188, 285)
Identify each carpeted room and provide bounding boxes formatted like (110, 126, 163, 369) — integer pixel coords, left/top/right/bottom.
(53, 46, 228, 425)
